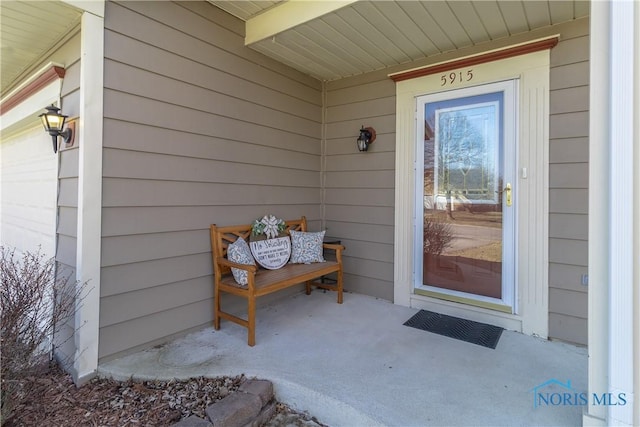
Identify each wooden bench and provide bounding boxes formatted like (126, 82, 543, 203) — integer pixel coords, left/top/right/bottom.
(210, 217, 344, 346)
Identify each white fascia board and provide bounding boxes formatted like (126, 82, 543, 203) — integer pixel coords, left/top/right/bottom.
(1, 62, 64, 105)
(61, 0, 104, 17)
(245, 0, 358, 45)
(0, 80, 61, 132)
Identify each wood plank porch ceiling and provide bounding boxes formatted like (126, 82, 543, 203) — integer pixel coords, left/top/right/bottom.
(0, 1, 81, 96)
(0, 1, 590, 96)
(209, 0, 590, 81)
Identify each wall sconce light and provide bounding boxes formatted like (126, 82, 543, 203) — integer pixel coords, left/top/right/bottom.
(357, 126, 376, 152)
(39, 105, 73, 153)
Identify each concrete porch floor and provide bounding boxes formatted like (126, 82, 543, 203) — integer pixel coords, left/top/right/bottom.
(99, 291, 587, 427)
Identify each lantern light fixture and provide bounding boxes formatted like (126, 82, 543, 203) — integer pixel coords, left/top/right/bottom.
(357, 125, 376, 152)
(39, 105, 73, 153)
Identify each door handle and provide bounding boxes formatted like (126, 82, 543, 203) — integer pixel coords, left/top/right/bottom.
(504, 183, 512, 207)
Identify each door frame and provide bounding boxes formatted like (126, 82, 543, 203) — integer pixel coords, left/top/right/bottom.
(414, 80, 518, 313)
(391, 37, 554, 337)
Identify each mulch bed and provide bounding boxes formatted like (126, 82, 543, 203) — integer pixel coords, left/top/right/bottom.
(3, 364, 324, 427)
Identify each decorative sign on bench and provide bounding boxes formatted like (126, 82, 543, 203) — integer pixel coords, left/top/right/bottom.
(249, 215, 291, 270)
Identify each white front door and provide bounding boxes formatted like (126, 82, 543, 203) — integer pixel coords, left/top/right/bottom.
(414, 80, 518, 313)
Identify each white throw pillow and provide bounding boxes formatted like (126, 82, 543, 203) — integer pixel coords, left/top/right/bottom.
(227, 237, 255, 286)
(289, 230, 326, 264)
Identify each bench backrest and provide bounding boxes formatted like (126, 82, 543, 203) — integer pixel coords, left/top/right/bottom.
(210, 216, 308, 276)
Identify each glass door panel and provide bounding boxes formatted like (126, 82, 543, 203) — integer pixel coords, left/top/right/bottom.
(416, 81, 516, 308)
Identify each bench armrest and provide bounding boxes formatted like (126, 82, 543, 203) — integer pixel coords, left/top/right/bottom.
(322, 243, 345, 253)
(322, 243, 344, 263)
(215, 257, 258, 273)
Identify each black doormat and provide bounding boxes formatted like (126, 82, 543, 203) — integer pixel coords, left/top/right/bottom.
(403, 310, 503, 349)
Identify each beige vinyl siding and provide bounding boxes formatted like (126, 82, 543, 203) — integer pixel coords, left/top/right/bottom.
(57, 55, 80, 272)
(548, 18, 589, 345)
(324, 70, 396, 300)
(100, 1, 322, 361)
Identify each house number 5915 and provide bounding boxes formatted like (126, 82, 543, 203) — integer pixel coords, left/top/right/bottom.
(440, 69, 473, 86)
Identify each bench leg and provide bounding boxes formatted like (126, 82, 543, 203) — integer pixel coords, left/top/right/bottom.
(214, 286, 221, 330)
(247, 295, 256, 346)
(305, 280, 312, 295)
(337, 268, 343, 304)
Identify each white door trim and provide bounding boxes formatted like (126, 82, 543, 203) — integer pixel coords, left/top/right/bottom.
(393, 48, 550, 337)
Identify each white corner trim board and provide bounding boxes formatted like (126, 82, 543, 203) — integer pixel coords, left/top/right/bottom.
(73, 8, 104, 385)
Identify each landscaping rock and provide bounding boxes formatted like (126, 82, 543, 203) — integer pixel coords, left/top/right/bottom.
(206, 391, 263, 427)
(239, 379, 274, 406)
(246, 400, 277, 427)
(166, 379, 319, 427)
(172, 415, 213, 427)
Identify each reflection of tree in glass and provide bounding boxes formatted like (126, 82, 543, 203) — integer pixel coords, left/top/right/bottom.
(423, 214, 453, 255)
(438, 112, 485, 196)
(424, 120, 435, 197)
